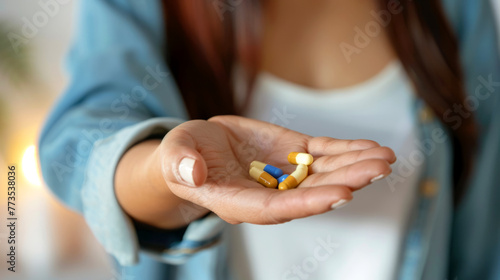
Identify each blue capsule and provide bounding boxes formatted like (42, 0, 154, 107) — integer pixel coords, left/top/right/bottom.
(250, 161, 283, 179)
(277, 174, 289, 183)
(264, 165, 284, 178)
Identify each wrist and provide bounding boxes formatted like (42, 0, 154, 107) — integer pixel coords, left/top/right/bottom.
(143, 139, 172, 197)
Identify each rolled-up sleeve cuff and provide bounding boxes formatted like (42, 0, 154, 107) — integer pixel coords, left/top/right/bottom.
(81, 118, 226, 266)
(142, 213, 226, 264)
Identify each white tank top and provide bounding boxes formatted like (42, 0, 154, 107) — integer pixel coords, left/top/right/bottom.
(228, 61, 423, 280)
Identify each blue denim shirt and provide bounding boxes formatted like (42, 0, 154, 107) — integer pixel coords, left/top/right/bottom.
(39, 0, 500, 279)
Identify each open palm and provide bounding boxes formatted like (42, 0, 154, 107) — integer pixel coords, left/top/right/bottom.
(161, 116, 395, 225)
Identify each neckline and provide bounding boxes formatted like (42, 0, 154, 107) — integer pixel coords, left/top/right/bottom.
(254, 60, 405, 105)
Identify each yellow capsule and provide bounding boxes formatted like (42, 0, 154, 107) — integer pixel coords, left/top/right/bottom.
(278, 164, 308, 190)
(288, 152, 314, 165)
(249, 167, 278, 189)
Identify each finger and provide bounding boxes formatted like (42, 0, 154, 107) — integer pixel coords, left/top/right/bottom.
(302, 159, 392, 189)
(307, 136, 381, 157)
(215, 185, 353, 225)
(160, 126, 208, 187)
(209, 115, 290, 138)
(310, 146, 396, 173)
(261, 185, 353, 224)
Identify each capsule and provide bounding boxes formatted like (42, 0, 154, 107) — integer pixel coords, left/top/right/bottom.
(250, 161, 283, 178)
(288, 152, 314, 166)
(249, 167, 278, 189)
(278, 164, 308, 190)
(277, 174, 289, 183)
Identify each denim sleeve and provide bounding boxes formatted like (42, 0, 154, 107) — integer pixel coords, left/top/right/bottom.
(440, 0, 500, 279)
(38, 0, 225, 266)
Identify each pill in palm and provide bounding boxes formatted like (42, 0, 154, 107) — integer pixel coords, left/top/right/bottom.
(288, 152, 314, 165)
(249, 167, 278, 189)
(278, 164, 308, 190)
(250, 161, 283, 178)
(277, 174, 289, 183)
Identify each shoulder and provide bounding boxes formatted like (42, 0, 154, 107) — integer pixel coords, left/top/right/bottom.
(75, 0, 166, 51)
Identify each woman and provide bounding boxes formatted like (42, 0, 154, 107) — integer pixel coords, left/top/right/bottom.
(39, 0, 500, 279)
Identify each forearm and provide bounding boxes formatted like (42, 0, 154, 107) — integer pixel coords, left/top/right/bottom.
(115, 139, 209, 229)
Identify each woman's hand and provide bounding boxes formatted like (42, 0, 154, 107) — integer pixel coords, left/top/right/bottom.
(156, 115, 396, 226)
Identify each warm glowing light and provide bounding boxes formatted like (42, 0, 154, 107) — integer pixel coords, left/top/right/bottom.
(22, 145, 42, 187)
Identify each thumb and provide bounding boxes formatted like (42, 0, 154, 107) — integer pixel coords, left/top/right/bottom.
(160, 127, 208, 187)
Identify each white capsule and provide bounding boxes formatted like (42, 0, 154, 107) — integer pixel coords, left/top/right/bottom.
(288, 152, 314, 165)
(278, 164, 308, 190)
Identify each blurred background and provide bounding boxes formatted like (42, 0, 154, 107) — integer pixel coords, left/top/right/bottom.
(1, 1, 500, 280)
(0, 0, 113, 279)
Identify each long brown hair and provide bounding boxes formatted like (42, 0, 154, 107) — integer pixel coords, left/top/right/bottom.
(163, 0, 477, 204)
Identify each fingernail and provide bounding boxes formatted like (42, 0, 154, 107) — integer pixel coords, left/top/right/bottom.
(178, 158, 196, 186)
(370, 174, 386, 183)
(390, 155, 397, 164)
(331, 199, 349, 210)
